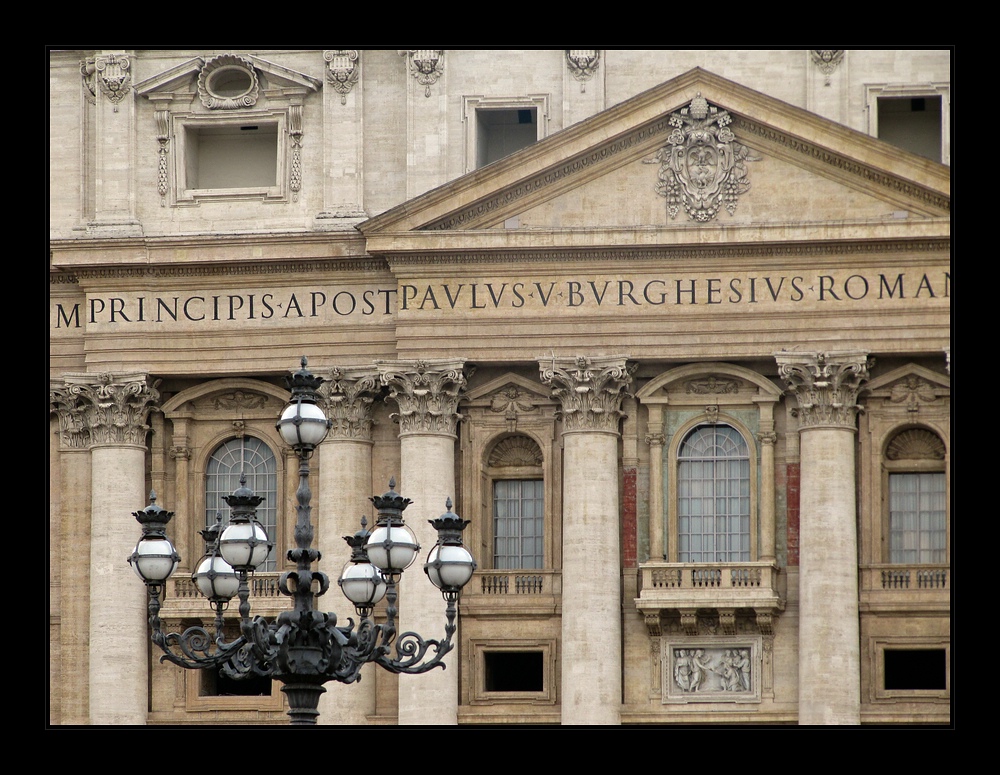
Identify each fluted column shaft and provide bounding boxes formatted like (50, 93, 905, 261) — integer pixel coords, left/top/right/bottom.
(52, 373, 160, 725)
(379, 360, 466, 725)
(776, 351, 869, 726)
(317, 368, 381, 725)
(540, 356, 633, 725)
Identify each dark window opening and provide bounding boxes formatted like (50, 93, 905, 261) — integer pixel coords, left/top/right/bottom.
(484, 651, 544, 692)
(877, 95, 942, 162)
(201, 667, 273, 697)
(476, 108, 538, 168)
(884, 649, 946, 690)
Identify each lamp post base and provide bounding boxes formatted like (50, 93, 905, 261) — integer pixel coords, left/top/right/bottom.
(281, 682, 325, 725)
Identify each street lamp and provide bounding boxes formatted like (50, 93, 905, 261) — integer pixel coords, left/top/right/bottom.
(128, 356, 476, 725)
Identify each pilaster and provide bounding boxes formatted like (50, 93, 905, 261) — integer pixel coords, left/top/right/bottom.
(81, 50, 142, 236)
(540, 355, 633, 725)
(378, 359, 467, 725)
(775, 351, 870, 725)
(314, 50, 367, 229)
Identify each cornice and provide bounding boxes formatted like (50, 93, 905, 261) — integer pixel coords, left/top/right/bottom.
(49, 257, 389, 283)
(381, 238, 950, 268)
(734, 117, 950, 215)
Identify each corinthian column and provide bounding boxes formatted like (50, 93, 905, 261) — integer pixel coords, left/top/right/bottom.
(378, 359, 467, 725)
(316, 367, 382, 725)
(56, 372, 161, 725)
(774, 351, 870, 726)
(540, 355, 634, 725)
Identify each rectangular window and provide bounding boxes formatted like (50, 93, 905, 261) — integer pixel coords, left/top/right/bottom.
(185, 123, 278, 190)
(476, 108, 538, 169)
(493, 479, 544, 569)
(484, 651, 544, 692)
(884, 648, 947, 691)
(889, 472, 946, 564)
(877, 96, 942, 163)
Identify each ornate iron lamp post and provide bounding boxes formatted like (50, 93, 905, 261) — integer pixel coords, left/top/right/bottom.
(128, 357, 476, 725)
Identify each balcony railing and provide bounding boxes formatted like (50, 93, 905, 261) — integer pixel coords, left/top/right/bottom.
(635, 562, 783, 619)
(860, 564, 950, 614)
(460, 570, 561, 616)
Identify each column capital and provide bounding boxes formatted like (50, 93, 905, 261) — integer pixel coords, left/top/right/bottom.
(774, 351, 871, 430)
(539, 355, 635, 434)
(320, 366, 382, 441)
(50, 373, 161, 448)
(377, 359, 467, 437)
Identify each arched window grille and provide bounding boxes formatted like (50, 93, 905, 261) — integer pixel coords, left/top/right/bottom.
(205, 436, 278, 571)
(677, 424, 750, 563)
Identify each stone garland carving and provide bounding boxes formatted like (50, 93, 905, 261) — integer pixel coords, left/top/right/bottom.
(154, 108, 170, 200)
(774, 351, 871, 429)
(289, 104, 303, 196)
(197, 54, 260, 110)
(811, 50, 844, 86)
(489, 385, 538, 432)
(49, 373, 161, 448)
(685, 376, 740, 394)
(377, 360, 467, 436)
(319, 367, 382, 441)
(539, 356, 635, 434)
(325, 50, 360, 104)
(889, 376, 940, 414)
(401, 49, 443, 97)
(648, 93, 760, 223)
(566, 50, 600, 91)
(211, 391, 268, 411)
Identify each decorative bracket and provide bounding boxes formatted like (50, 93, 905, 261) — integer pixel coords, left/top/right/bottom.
(325, 50, 360, 104)
(402, 49, 443, 97)
(811, 50, 844, 86)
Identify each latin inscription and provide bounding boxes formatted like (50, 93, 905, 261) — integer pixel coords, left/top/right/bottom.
(52, 270, 949, 329)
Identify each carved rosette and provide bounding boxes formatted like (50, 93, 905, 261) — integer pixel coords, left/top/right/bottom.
(401, 49, 443, 97)
(325, 50, 360, 104)
(775, 351, 871, 430)
(50, 373, 161, 448)
(539, 356, 635, 434)
(378, 360, 466, 437)
(650, 93, 760, 222)
(319, 367, 382, 441)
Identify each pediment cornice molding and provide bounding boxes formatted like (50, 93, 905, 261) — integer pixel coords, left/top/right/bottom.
(381, 237, 950, 268)
(361, 68, 950, 236)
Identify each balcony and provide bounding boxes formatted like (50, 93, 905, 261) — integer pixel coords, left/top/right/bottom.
(460, 570, 561, 617)
(635, 562, 783, 635)
(860, 564, 950, 614)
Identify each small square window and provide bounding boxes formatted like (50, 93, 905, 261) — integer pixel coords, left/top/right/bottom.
(884, 649, 947, 691)
(484, 651, 544, 692)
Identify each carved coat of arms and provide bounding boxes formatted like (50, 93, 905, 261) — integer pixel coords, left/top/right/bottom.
(651, 93, 759, 222)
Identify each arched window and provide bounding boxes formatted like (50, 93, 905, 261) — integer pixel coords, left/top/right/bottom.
(206, 436, 278, 571)
(489, 435, 545, 570)
(677, 424, 750, 563)
(886, 428, 947, 565)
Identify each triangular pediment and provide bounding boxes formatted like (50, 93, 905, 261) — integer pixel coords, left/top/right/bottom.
(135, 54, 321, 101)
(361, 68, 949, 253)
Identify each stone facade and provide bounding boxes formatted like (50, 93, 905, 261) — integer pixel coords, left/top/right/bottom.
(49, 49, 951, 726)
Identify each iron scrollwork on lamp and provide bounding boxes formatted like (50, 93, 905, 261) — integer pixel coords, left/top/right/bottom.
(128, 356, 476, 725)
